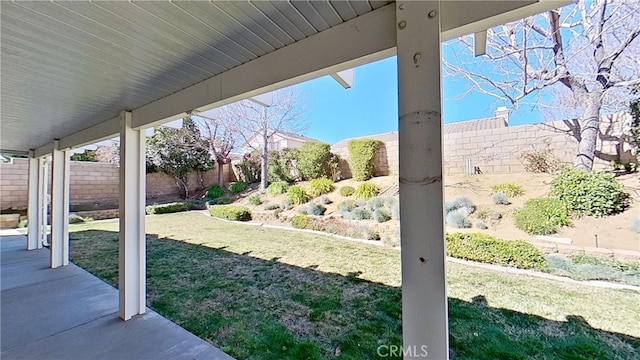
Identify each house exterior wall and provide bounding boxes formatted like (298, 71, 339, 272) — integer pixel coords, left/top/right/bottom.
(0, 159, 235, 210)
(332, 113, 632, 178)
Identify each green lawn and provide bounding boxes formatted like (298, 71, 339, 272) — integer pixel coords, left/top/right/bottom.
(70, 212, 640, 359)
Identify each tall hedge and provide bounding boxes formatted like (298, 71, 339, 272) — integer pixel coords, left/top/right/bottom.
(348, 139, 383, 181)
(296, 141, 340, 180)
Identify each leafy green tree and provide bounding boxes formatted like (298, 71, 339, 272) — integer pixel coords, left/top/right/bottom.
(70, 150, 98, 162)
(146, 118, 214, 198)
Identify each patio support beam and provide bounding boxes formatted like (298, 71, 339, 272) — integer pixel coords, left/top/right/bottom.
(396, 1, 448, 359)
(118, 110, 146, 321)
(50, 141, 70, 268)
(27, 154, 42, 250)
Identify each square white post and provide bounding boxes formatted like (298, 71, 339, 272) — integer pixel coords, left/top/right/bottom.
(38, 157, 49, 247)
(27, 154, 42, 250)
(118, 110, 146, 321)
(50, 142, 70, 267)
(396, 1, 449, 359)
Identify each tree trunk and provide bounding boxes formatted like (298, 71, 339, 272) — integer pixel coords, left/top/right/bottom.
(574, 91, 603, 171)
(217, 161, 225, 188)
(261, 144, 268, 190)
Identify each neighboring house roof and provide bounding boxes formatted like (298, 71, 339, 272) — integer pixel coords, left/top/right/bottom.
(443, 116, 507, 135)
(245, 129, 320, 146)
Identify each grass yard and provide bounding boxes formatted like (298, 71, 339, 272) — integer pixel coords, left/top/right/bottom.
(70, 212, 640, 359)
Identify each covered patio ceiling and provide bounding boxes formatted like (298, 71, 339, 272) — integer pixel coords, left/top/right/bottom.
(1, 0, 566, 155)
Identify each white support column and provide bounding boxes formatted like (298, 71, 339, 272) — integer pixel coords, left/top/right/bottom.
(27, 154, 41, 250)
(118, 110, 146, 321)
(38, 157, 49, 247)
(50, 142, 70, 268)
(396, 1, 449, 359)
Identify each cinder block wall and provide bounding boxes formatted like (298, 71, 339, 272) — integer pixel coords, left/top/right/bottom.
(333, 113, 631, 178)
(0, 159, 235, 210)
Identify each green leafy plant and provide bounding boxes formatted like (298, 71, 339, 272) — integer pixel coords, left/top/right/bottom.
(308, 178, 335, 197)
(286, 186, 311, 205)
(446, 210, 471, 228)
(491, 183, 524, 197)
(233, 151, 261, 184)
(267, 148, 300, 183)
(229, 182, 248, 194)
(373, 208, 391, 223)
(339, 186, 355, 197)
(550, 168, 628, 217)
(248, 194, 262, 205)
(446, 233, 547, 269)
(513, 197, 571, 235)
(206, 185, 224, 199)
(337, 200, 361, 213)
(296, 142, 340, 180)
(146, 202, 191, 215)
(347, 139, 383, 181)
(209, 205, 252, 221)
(520, 140, 567, 173)
(291, 214, 312, 229)
(491, 192, 510, 205)
(474, 208, 492, 221)
(267, 181, 289, 196)
(354, 182, 380, 201)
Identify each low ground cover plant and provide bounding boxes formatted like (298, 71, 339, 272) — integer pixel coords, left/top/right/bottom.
(209, 205, 252, 221)
(354, 182, 380, 201)
(339, 186, 355, 197)
(550, 168, 628, 217)
(291, 214, 380, 240)
(146, 202, 191, 215)
(513, 197, 571, 235)
(308, 178, 335, 197)
(491, 183, 524, 197)
(300, 203, 327, 216)
(446, 232, 547, 269)
(546, 254, 640, 286)
(491, 192, 510, 205)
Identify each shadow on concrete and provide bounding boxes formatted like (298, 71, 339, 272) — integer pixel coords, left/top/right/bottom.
(70, 230, 640, 360)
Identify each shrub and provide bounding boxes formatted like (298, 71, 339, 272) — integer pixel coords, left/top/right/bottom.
(209, 205, 252, 221)
(491, 183, 524, 198)
(338, 200, 359, 213)
(267, 181, 289, 196)
(280, 199, 294, 210)
(233, 152, 261, 183)
(491, 192, 510, 205)
(229, 182, 248, 194)
(339, 186, 355, 197)
(348, 139, 383, 180)
(354, 182, 380, 201)
(308, 178, 335, 197)
(350, 207, 372, 220)
(296, 142, 340, 180)
(267, 148, 300, 183)
(373, 208, 391, 223)
(206, 185, 224, 199)
(383, 228, 401, 247)
(212, 197, 232, 205)
(359, 226, 380, 240)
(146, 202, 191, 215)
(366, 196, 385, 211)
(445, 196, 476, 216)
(303, 203, 327, 216)
(248, 194, 262, 205)
(491, 212, 502, 221)
(513, 197, 571, 235)
(475, 221, 488, 229)
(264, 203, 280, 211)
(69, 214, 89, 224)
(446, 210, 471, 228)
(286, 186, 310, 205)
(550, 168, 628, 217)
(475, 208, 492, 221)
(318, 196, 332, 205)
(291, 214, 311, 229)
(520, 140, 567, 173)
(446, 233, 547, 269)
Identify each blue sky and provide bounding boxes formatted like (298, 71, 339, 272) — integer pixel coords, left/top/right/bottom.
(299, 56, 544, 144)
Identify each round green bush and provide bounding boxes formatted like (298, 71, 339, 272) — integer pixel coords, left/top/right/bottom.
(550, 168, 628, 217)
(354, 182, 380, 201)
(291, 214, 310, 229)
(373, 208, 391, 223)
(206, 185, 224, 199)
(513, 197, 571, 235)
(339, 186, 355, 197)
(248, 194, 262, 205)
(267, 181, 289, 196)
(229, 182, 248, 194)
(286, 186, 310, 205)
(308, 178, 335, 197)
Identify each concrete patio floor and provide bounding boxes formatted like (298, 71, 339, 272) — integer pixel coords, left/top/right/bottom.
(1, 234, 234, 360)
